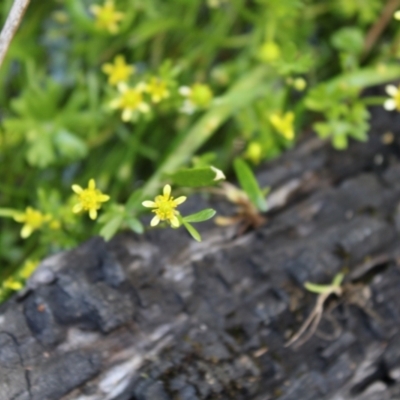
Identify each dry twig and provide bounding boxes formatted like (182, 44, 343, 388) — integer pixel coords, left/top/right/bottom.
(0, 0, 31, 68)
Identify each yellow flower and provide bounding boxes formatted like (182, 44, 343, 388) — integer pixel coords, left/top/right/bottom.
(258, 41, 280, 63)
(90, 0, 124, 34)
(72, 179, 110, 220)
(179, 83, 213, 114)
(146, 77, 170, 103)
(142, 184, 186, 227)
(13, 207, 51, 238)
(270, 111, 295, 140)
(394, 10, 400, 20)
(102, 55, 135, 86)
(293, 77, 307, 91)
(19, 259, 39, 280)
(3, 277, 23, 291)
(245, 141, 262, 165)
(384, 85, 400, 112)
(110, 82, 150, 121)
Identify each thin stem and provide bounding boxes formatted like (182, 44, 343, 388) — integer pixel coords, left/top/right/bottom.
(0, 0, 31, 68)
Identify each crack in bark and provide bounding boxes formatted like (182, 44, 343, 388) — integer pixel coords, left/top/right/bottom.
(0, 330, 33, 399)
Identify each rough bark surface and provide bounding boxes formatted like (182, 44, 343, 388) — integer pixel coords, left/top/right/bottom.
(2, 108, 400, 400)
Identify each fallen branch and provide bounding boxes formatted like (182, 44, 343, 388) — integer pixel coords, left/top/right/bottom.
(0, 0, 31, 68)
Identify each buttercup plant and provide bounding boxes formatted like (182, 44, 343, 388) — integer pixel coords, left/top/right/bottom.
(2, 0, 400, 303)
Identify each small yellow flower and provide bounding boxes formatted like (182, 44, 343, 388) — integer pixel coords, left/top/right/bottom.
(102, 55, 135, 86)
(270, 111, 295, 140)
(394, 10, 400, 20)
(146, 77, 170, 103)
(293, 77, 307, 91)
(3, 277, 23, 291)
(19, 259, 39, 280)
(90, 0, 124, 34)
(72, 179, 110, 220)
(245, 141, 262, 165)
(258, 41, 280, 63)
(110, 82, 150, 121)
(13, 207, 51, 238)
(179, 83, 213, 114)
(384, 85, 400, 112)
(142, 184, 186, 228)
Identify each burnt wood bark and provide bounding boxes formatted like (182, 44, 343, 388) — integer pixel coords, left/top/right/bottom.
(2, 107, 400, 400)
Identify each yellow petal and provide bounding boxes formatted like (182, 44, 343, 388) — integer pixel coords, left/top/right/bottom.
(174, 196, 186, 205)
(142, 200, 156, 208)
(88, 179, 96, 190)
(21, 224, 33, 239)
(72, 184, 83, 194)
(89, 209, 98, 220)
(122, 109, 132, 121)
(150, 215, 160, 226)
(72, 203, 83, 213)
(90, 5, 100, 14)
(13, 213, 26, 223)
(163, 184, 171, 198)
(109, 98, 121, 109)
(170, 216, 180, 227)
(99, 194, 110, 202)
(102, 63, 113, 73)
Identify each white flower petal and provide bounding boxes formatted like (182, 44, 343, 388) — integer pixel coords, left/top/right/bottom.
(72, 203, 83, 213)
(89, 209, 98, 220)
(117, 82, 128, 93)
(142, 200, 156, 208)
(109, 99, 121, 109)
(179, 86, 191, 96)
(170, 215, 180, 227)
(122, 109, 133, 121)
(21, 225, 33, 239)
(386, 85, 399, 97)
(163, 184, 171, 197)
(174, 196, 186, 205)
(150, 215, 160, 226)
(139, 103, 150, 113)
(72, 184, 83, 194)
(384, 99, 396, 111)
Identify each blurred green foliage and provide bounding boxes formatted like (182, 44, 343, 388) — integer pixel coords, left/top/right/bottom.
(1, 0, 400, 299)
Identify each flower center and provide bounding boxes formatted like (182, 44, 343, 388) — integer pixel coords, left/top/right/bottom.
(98, 6, 118, 26)
(26, 210, 46, 229)
(153, 195, 178, 221)
(79, 189, 102, 211)
(121, 89, 143, 110)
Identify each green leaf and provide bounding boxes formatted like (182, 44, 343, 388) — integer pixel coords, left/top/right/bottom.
(99, 215, 124, 241)
(183, 208, 216, 223)
(26, 133, 56, 168)
(126, 217, 144, 234)
(141, 66, 269, 197)
(332, 273, 344, 287)
(182, 220, 202, 242)
(126, 189, 144, 211)
(233, 158, 267, 212)
(331, 27, 364, 55)
(304, 282, 335, 294)
(54, 129, 88, 160)
(168, 166, 225, 188)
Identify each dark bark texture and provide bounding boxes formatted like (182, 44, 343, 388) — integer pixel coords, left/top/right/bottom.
(2, 108, 400, 400)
